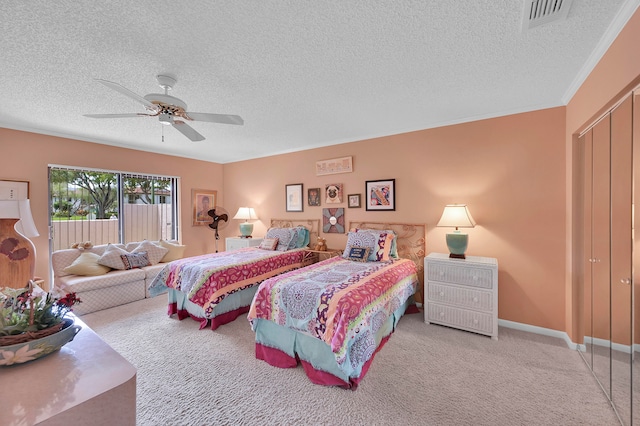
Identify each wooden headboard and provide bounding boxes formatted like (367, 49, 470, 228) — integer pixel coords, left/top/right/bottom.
(348, 221, 426, 303)
(269, 219, 321, 247)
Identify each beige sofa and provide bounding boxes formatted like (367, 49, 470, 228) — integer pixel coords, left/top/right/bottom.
(52, 240, 184, 315)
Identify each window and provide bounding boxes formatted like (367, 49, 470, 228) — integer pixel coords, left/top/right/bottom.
(49, 166, 179, 251)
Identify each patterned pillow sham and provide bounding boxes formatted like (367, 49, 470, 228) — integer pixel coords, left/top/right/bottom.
(98, 244, 130, 270)
(131, 240, 168, 265)
(287, 226, 310, 249)
(120, 251, 151, 269)
(296, 226, 310, 248)
(342, 230, 394, 262)
(352, 228, 399, 259)
(265, 227, 295, 251)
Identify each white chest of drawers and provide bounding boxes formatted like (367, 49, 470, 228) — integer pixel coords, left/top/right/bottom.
(225, 237, 263, 251)
(424, 252, 498, 340)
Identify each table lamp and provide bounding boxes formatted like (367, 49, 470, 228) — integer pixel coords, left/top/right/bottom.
(0, 199, 40, 289)
(437, 204, 476, 259)
(233, 207, 258, 238)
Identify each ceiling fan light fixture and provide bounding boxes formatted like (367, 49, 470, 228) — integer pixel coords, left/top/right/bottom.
(158, 113, 174, 125)
(84, 75, 244, 142)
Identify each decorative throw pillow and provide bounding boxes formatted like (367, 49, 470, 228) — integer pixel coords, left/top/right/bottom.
(342, 231, 394, 262)
(63, 252, 111, 276)
(345, 246, 370, 262)
(259, 238, 279, 250)
(120, 251, 151, 270)
(158, 239, 186, 262)
(285, 226, 309, 249)
(131, 240, 168, 265)
(265, 227, 295, 251)
(295, 226, 310, 248)
(353, 228, 399, 259)
(98, 244, 130, 270)
(287, 227, 302, 249)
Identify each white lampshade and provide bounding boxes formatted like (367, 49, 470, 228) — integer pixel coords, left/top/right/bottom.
(233, 207, 258, 221)
(436, 204, 476, 230)
(0, 199, 39, 237)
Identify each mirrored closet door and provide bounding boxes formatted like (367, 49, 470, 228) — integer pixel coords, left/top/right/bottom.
(577, 89, 637, 425)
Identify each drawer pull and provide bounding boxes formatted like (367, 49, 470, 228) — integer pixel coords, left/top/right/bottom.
(439, 292, 445, 297)
(473, 297, 478, 303)
(439, 312, 445, 317)
(473, 319, 479, 324)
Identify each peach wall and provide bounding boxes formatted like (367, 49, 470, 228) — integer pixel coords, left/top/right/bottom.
(1, 128, 223, 285)
(223, 107, 567, 331)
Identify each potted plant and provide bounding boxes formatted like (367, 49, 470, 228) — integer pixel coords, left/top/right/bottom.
(0, 281, 82, 365)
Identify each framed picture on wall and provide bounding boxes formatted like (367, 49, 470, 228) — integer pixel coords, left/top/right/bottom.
(315, 156, 353, 176)
(322, 208, 345, 233)
(365, 179, 395, 211)
(308, 187, 321, 206)
(347, 194, 361, 208)
(286, 183, 303, 212)
(192, 189, 217, 226)
(325, 183, 343, 204)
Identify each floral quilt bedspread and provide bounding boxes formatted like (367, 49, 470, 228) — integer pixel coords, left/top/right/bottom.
(149, 248, 305, 317)
(248, 256, 418, 365)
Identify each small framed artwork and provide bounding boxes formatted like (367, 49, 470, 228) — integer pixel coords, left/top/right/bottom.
(308, 188, 321, 206)
(286, 183, 304, 212)
(365, 179, 395, 211)
(325, 183, 343, 204)
(322, 208, 345, 233)
(0, 180, 29, 200)
(192, 189, 217, 226)
(347, 194, 361, 208)
(315, 156, 353, 176)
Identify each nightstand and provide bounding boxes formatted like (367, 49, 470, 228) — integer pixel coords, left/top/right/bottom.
(225, 237, 263, 251)
(424, 252, 498, 340)
(302, 248, 343, 266)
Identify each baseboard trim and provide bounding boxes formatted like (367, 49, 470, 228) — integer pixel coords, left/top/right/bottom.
(583, 336, 634, 354)
(498, 319, 580, 350)
(500, 319, 640, 353)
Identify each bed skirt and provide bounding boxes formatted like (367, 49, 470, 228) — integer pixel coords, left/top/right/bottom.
(252, 298, 411, 390)
(167, 287, 258, 330)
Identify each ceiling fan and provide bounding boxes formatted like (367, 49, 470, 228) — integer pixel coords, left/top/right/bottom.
(84, 74, 244, 142)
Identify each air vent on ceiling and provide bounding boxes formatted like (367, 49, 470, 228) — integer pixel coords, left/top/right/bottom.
(522, 0, 573, 30)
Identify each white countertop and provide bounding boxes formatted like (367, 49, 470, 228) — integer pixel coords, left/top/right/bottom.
(0, 315, 136, 426)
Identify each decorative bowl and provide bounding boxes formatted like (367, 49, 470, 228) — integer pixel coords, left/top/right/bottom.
(0, 318, 82, 366)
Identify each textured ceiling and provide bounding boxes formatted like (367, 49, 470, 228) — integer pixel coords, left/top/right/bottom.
(1, 1, 638, 163)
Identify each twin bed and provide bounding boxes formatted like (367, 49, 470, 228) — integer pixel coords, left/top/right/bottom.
(148, 219, 320, 330)
(149, 220, 425, 389)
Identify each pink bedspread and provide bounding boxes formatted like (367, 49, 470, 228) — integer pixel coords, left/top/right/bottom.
(149, 247, 305, 317)
(248, 256, 418, 364)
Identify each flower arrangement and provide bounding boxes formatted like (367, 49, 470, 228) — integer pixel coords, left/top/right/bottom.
(0, 281, 81, 344)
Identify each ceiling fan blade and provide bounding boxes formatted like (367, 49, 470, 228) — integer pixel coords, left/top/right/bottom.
(184, 112, 244, 125)
(173, 120, 205, 141)
(84, 113, 154, 119)
(95, 79, 158, 111)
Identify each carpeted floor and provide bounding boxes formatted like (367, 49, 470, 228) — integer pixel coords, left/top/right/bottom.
(81, 296, 619, 426)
